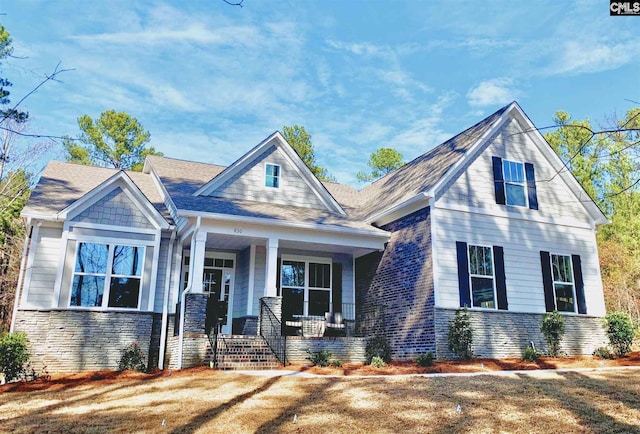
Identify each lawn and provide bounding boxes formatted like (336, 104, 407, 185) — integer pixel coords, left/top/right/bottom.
(2, 366, 640, 433)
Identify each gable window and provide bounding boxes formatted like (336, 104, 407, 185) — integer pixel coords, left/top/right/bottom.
(492, 156, 538, 210)
(468, 245, 496, 308)
(550, 254, 576, 312)
(280, 257, 331, 317)
(70, 242, 143, 309)
(265, 163, 280, 188)
(503, 160, 526, 207)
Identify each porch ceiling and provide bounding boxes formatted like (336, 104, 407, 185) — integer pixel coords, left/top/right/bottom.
(200, 233, 378, 256)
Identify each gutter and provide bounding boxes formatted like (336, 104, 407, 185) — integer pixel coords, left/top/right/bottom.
(9, 218, 32, 333)
(177, 216, 201, 369)
(157, 230, 176, 370)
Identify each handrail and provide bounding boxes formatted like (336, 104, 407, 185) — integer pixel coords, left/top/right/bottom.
(259, 300, 286, 364)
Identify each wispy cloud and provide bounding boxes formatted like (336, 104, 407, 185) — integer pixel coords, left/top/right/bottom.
(467, 78, 520, 107)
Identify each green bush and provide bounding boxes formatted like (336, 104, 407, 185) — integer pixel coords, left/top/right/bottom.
(370, 356, 386, 368)
(329, 359, 342, 368)
(306, 349, 333, 367)
(118, 343, 147, 372)
(0, 332, 31, 382)
(593, 346, 615, 360)
(522, 346, 540, 362)
(415, 352, 434, 367)
(448, 308, 473, 360)
(603, 311, 636, 357)
(541, 311, 565, 357)
(365, 336, 391, 365)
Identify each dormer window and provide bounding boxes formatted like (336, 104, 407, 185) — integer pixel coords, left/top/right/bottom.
(265, 163, 280, 188)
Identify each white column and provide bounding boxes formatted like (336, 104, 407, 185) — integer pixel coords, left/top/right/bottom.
(190, 230, 207, 293)
(265, 238, 279, 297)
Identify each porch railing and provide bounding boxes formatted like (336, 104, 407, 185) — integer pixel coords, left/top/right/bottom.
(281, 302, 385, 337)
(259, 299, 286, 364)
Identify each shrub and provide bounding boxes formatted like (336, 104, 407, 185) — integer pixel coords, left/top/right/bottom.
(118, 343, 147, 372)
(370, 356, 386, 368)
(522, 346, 540, 362)
(329, 359, 342, 368)
(448, 308, 473, 360)
(603, 311, 636, 357)
(365, 336, 392, 365)
(306, 349, 333, 367)
(593, 346, 615, 360)
(0, 332, 31, 382)
(541, 311, 565, 357)
(415, 352, 434, 367)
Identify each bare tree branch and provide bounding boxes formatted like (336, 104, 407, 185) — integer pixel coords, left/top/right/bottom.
(0, 62, 74, 125)
(222, 0, 244, 6)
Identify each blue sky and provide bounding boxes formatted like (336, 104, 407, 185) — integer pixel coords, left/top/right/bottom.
(3, 0, 639, 186)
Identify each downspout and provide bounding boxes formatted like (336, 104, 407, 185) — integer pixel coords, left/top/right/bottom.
(157, 230, 176, 370)
(177, 216, 201, 369)
(10, 218, 32, 333)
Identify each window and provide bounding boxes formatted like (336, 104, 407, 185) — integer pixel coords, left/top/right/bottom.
(492, 157, 538, 210)
(265, 163, 280, 188)
(70, 242, 143, 309)
(281, 258, 331, 317)
(468, 245, 496, 308)
(503, 159, 526, 207)
(551, 254, 575, 312)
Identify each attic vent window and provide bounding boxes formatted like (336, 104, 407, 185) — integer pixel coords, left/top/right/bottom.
(265, 163, 280, 188)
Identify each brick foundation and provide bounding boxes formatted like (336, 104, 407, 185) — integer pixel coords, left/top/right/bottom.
(13, 309, 155, 373)
(434, 307, 608, 359)
(286, 336, 368, 363)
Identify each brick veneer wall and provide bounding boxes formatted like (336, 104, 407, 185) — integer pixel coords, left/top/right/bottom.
(13, 309, 155, 373)
(434, 307, 608, 359)
(356, 207, 435, 359)
(286, 336, 368, 363)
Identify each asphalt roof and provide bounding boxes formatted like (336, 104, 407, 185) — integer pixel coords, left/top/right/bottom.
(24, 104, 511, 233)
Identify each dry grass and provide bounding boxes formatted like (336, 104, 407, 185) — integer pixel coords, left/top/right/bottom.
(2, 362, 640, 433)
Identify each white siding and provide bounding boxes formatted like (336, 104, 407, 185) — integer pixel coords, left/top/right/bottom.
(434, 207, 606, 316)
(233, 247, 250, 318)
(440, 117, 592, 224)
(251, 246, 266, 316)
(153, 236, 173, 312)
(26, 226, 63, 307)
(210, 145, 328, 210)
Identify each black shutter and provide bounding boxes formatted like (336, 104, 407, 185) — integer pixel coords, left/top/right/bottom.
(456, 242, 471, 308)
(493, 246, 508, 310)
(492, 156, 505, 205)
(332, 263, 342, 313)
(540, 251, 555, 312)
(525, 162, 538, 210)
(572, 255, 587, 314)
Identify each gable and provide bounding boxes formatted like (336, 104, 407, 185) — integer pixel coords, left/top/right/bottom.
(438, 114, 596, 225)
(71, 186, 156, 229)
(207, 144, 328, 210)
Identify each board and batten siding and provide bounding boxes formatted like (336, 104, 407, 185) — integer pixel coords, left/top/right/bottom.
(209, 144, 328, 210)
(25, 225, 63, 308)
(434, 207, 606, 316)
(439, 116, 592, 225)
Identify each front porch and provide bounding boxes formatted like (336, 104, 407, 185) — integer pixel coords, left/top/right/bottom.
(169, 217, 389, 369)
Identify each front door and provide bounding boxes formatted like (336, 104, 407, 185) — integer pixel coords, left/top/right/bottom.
(182, 252, 235, 335)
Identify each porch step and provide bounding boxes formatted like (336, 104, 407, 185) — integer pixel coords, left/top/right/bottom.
(207, 335, 281, 370)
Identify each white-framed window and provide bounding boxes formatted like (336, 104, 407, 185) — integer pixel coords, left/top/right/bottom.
(503, 159, 527, 207)
(550, 254, 576, 312)
(265, 163, 280, 188)
(280, 256, 331, 317)
(70, 242, 144, 309)
(468, 245, 496, 308)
